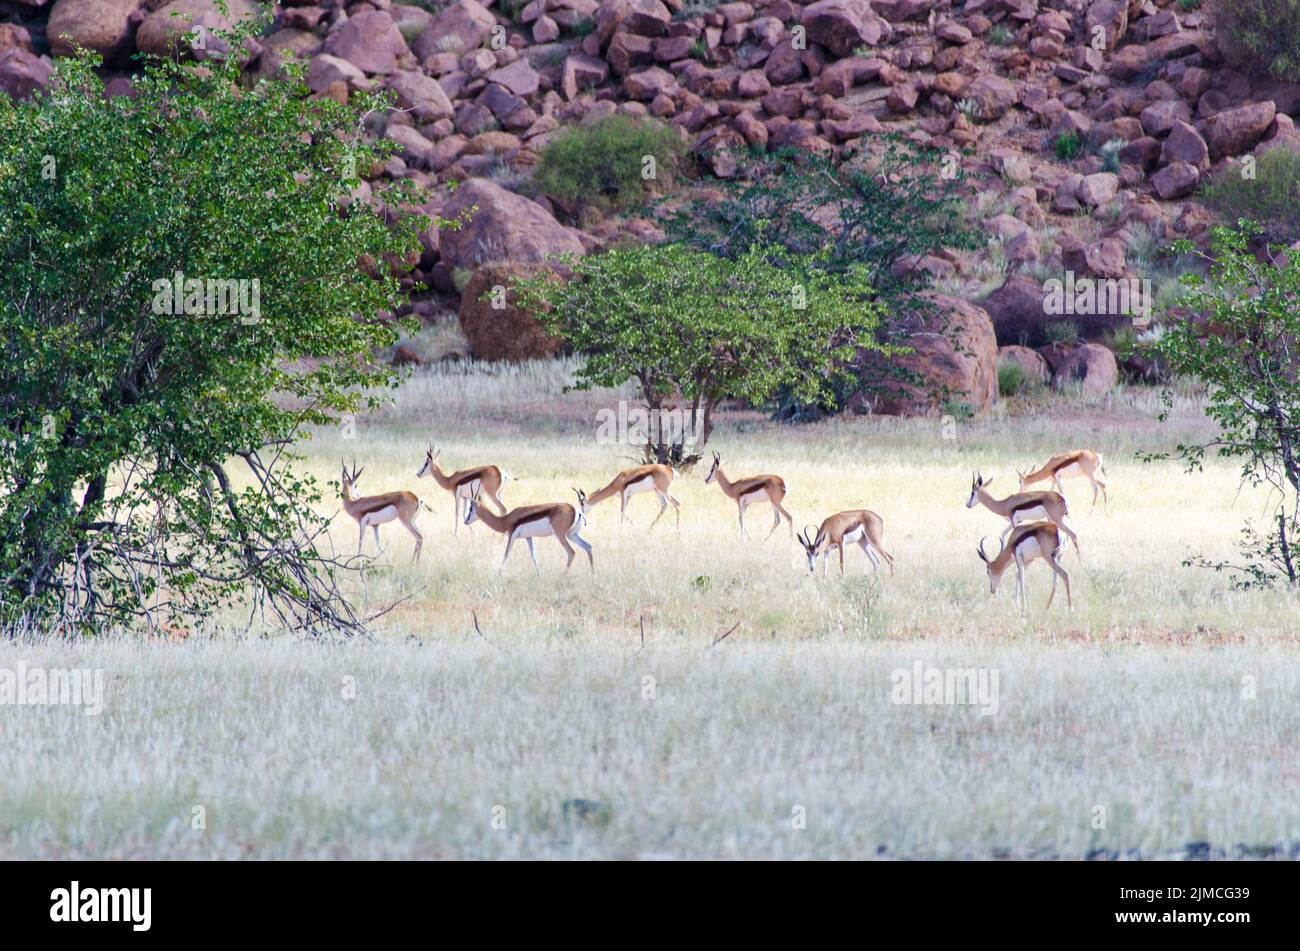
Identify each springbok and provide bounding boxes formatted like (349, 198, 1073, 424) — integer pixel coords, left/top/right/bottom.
(966, 472, 1079, 553)
(704, 451, 793, 539)
(464, 488, 594, 573)
(1017, 450, 1108, 511)
(976, 522, 1072, 613)
(340, 461, 424, 561)
(586, 464, 681, 529)
(797, 511, 895, 577)
(416, 444, 510, 534)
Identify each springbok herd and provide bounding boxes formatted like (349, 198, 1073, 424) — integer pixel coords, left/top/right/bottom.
(337, 445, 1109, 613)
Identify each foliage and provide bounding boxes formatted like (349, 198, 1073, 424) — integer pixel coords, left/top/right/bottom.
(511, 243, 891, 462)
(0, 32, 445, 634)
(532, 115, 686, 212)
(661, 142, 974, 418)
(1213, 0, 1300, 81)
(997, 361, 1031, 398)
(1201, 146, 1300, 244)
(1053, 130, 1083, 161)
(1150, 223, 1300, 587)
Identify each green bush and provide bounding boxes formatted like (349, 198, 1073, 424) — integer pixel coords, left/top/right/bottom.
(1213, 0, 1300, 81)
(997, 360, 1030, 398)
(1054, 131, 1083, 161)
(1201, 146, 1300, 243)
(532, 115, 686, 211)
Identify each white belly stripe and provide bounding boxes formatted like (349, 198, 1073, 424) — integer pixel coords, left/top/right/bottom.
(512, 516, 555, 539)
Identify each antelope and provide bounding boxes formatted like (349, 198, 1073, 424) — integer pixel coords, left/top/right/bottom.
(704, 451, 794, 539)
(976, 522, 1072, 613)
(797, 511, 895, 577)
(586, 464, 681, 529)
(416, 443, 510, 534)
(340, 461, 424, 561)
(464, 488, 593, 573)
(1017, 450, 1108, 511)
(966, 472, 1080, 553)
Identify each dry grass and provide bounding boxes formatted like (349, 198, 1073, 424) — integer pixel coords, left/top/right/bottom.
(6, 359, 1299, 859)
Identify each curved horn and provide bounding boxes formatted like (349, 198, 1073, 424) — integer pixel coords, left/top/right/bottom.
(801, 524, 818, 548)
(976, 537, 990, 563)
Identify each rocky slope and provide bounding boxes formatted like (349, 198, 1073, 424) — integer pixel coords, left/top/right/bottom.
(3, 0, 1296, 412)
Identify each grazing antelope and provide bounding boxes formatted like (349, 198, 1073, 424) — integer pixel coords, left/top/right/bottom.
(464, 488, 594, 573)
(340, 461, 424, 561)
(797, 511, 895, 577)
(966, 472, 1080, 553)
(586, 464, 681, 529)
(704, 451, 794, 539)
(976, 522, 1072, 614)
(416, 444, 510, 534)
(1017, 450, 1108, 511)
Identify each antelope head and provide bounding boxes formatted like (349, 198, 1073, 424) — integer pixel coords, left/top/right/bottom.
(464, 486, 483, 526)
(797, 525, 821, 573)
(966, 472, 991, 509)
(341, 460, 364, 500)
(573, 487, 589, 519)
(976, 536, 1002, 594)
(704, 451, 722, 484)
(417, 442, 442, 478)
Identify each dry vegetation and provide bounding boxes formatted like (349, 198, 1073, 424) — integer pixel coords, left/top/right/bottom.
(5, 359, 1300, 859)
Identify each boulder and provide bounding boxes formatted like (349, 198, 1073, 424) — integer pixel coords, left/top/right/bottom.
(561, 53, 608, 99)
(387, 69, 454, 121)
(322, 10, 409, 75)
(595, 0, 671, 43)
(981, 273, 1051, 346)
(1203, 101, 1277, 160)
(1150, 161, 1199, 199)
(963, 75, 1017, 121)
(46, 0, 144, 60)
(0, 48, 53, 99)
(439, 178, 587, 271)
(1160, 120, 1208, 168)
(413, 0, 496, 59)
(997, 345, 1050, 384)
(799, 0, 890, 58)
(1051, 342, 1118, 396)
(458, 264, 565, 362)
(135, 0, 259, 57)
(855, 296, 999, 415)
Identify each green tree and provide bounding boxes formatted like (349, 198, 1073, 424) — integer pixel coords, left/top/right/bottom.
(661, 142, 976, 416)
(532, 115, 686, 213)
(512, 243, 891, 464)
(0, 34, 449, 634)
(1152, 223, 1300, 587)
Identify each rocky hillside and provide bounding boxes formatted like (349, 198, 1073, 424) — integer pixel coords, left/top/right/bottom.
(3, 0, 1296, 412)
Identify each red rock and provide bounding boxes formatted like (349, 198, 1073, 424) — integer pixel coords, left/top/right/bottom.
(1138, 99, 1191, 138)
(763, 38, 804, 85)
(963, 74, 1018, 121)
(458, 264, 565, 362)
(886, 83, 918, 113)
(440, 178, 587, 271)
(595, 0, 671, 43)
(1075, 172, 1118, 208)
(854, 296, 999, 415)
(322, 10, 409, 75)
(1084, 0, 1127, 50)
(1060, 236, 1127, 279)
(533, 16, 560, 42)
(307, 53, 372, 93)
(998, 345, 1050, 383)
(1203, 101, 1277, 160)
(800, 0, 891, 58)
(136, 0, 258, 58)
(561, 53, 608, 100)
(607, 31, 655, 75)
(387, 70, 454, 122)
(0, 48, 52, 99)
(1150, 161, 1199, 199)
(46, 0, 143, 60)
(1160, 120, 1208, 168)
(1051, 343, 1118, 396)
(412, 0, 497, 60)
(624, 66, 677, 100)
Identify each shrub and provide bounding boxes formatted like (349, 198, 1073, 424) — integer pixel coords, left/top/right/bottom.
(997, 360, 1030, 398)
(1044, 321, 1080, 345)
(0, 31, 439, 634)
(1201, 146, 1300, 243)
(1213, 0, 1300, 81)
(1054, 131, 1083, 161)
(532, 115, 686, 211)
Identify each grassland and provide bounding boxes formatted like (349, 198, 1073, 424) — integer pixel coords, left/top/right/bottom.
(4, 359, 1299, 859)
